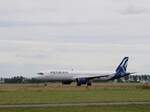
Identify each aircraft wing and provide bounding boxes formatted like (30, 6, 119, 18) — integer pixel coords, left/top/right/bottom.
(73, 73, 114, 80)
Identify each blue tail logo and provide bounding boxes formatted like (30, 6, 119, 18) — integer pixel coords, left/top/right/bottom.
(115, 57, 129, 78)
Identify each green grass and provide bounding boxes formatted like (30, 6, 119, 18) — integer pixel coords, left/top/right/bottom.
(1, 105, 150, 112)
(0, 83, 150, 104)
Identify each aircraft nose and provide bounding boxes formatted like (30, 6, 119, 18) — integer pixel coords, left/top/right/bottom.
(33, 72, 45, 80)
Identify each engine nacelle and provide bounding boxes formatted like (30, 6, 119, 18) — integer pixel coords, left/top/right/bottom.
(77, 78, 88, 85)
(62, 80, 72, 85)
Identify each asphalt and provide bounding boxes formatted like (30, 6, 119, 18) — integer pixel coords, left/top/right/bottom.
(0, 102, 150, 108)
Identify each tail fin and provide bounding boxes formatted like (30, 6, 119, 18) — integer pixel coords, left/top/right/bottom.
(115, 57, 129, 78)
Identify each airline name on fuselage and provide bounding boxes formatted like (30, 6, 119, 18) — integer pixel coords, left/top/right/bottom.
(50, 71, 69, 74)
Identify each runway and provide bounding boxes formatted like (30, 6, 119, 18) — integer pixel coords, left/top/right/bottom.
(0, 102, 150, 108)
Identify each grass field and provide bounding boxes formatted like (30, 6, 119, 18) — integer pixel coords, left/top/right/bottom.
(1, 105, 150, 112)
(0, 83, 150, 104)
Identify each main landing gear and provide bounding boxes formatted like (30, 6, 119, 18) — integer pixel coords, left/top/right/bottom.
(76, 81, 92, 86)
(87, 82, 92, 86)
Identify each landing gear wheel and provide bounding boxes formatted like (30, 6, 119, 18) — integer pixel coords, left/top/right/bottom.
(77, 83, 81, 86)
(87, 82, 92, 86)
(44, 83, 47, 86)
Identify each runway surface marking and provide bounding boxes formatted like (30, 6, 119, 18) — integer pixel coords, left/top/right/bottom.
(0, 102, 150, 108)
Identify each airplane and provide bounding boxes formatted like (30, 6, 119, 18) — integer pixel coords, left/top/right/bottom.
(36, 57, 134, 86)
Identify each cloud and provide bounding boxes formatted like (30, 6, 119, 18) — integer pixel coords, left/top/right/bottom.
(0, 0, 150, 77)
(120, 4, 149, 15)
(0, 20, 101, 27)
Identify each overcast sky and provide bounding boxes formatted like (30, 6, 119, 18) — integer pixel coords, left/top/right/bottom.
(0, 0, 150, 77)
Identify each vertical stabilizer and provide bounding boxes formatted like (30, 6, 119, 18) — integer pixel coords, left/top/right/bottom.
(115, 57, 129, 78)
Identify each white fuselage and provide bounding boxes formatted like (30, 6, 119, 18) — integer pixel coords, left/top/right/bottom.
(36, 70, 116, 81)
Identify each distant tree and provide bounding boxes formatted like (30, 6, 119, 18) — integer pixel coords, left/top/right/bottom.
(4, 76, 25, 83)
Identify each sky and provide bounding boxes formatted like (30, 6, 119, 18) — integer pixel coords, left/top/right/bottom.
(0, 0, 150, 77)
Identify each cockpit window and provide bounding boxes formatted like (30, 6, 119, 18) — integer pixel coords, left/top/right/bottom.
(37, 72, 44, 75)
